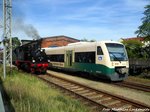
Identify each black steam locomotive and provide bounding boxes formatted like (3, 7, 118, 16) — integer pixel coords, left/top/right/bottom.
(13, 39, 50, 74)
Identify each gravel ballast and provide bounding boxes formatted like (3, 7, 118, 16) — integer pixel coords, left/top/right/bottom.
(47, 70, 150, 106)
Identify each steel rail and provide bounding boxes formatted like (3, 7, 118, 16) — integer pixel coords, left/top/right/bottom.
(37, 73, 150, 112)
(113, 81, 150, 92)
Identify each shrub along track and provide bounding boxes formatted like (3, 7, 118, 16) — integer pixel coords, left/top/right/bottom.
(113, 81, 150, 92)
(37, 73, 150, 112)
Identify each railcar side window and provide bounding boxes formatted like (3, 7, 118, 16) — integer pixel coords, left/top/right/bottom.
(75, 52, 95, 63)
(97, 46, 103, 55)
(48, 54, 64, 62)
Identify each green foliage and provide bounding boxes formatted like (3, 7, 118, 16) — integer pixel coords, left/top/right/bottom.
(0, 67, 90, 112)
(142, 44, 150, 58)
(135, 5, 150, 39)
(122, 39, 148, 58)
(12, 37, 21, 49)
(80, 38, 96, 42)
(0, 37, 21, 49)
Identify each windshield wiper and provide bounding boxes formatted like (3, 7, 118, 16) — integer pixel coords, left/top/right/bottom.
(109, 52, 121, 63)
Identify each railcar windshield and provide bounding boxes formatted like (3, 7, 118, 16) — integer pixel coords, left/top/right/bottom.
(106, 43, 128, 61)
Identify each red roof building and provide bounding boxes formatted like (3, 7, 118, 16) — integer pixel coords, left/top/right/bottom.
(121, 37, 150, 47)
(121, 37, 144, 42)
(41, 35, 80, 48)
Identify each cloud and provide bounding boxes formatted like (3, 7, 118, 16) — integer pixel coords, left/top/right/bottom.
(33, 23, 136, 41)
(1, 0, 149, 41)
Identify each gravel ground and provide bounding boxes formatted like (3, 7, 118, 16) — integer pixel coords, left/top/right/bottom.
(126, 76, 150, 85)
(47, 70, 150, 106)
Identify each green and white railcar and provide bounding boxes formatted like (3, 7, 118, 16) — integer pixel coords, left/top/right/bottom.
(43, 41, 129, 81)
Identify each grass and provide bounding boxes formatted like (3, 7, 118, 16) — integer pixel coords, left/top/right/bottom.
(0, 65, 90, 112)
(127, 76, 150, 85)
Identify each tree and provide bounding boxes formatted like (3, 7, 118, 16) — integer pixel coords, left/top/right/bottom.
(135, 5, 150, 40)
(0, 37, 21, 49)
(12, 37, 21, 49)
(80, 38, 88, 42)
(121, 39, 148, 59)
(80, 38, 96, 42)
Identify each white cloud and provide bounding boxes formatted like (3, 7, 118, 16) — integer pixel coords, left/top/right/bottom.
(32, 23, 136, 41)
(2, 0, 149, 41)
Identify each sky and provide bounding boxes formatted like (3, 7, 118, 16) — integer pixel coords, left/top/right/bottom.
(0, 0, 150, 41)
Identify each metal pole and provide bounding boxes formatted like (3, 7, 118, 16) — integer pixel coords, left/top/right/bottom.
(3, 0, 6, 79)
(3, 0, 12, 78)
(9, 0, 12, 72)
(3, 43, 6, 79)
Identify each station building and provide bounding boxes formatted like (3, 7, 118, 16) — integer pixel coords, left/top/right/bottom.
(21, 35, 80, 48)
(41, 35, 80, 48)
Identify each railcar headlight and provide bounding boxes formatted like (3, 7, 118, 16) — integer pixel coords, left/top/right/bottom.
(48, 60, 50, 62)
(115, 67, 128, 74)
(32, 60, 35, 63)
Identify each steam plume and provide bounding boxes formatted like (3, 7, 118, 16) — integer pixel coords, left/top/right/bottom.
(14, 18, 41, 40)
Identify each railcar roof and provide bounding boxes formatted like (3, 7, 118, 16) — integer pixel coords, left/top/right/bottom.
(43, 41, 123, 51)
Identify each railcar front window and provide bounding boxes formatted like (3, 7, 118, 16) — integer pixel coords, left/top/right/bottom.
(106, 43, 128, 61)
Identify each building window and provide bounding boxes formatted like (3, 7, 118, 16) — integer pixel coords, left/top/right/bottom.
(75, 52, 95, 63)
(49, 45, 58, 48)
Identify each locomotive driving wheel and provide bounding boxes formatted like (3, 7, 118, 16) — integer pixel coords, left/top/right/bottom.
(30, 68, 35, 74)
(41, 69, 46, 74)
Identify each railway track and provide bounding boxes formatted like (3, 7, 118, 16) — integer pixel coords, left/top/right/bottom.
(37, 73, 150, 112)
(47, 69, 150, 92)
(113, 81, 150, 92)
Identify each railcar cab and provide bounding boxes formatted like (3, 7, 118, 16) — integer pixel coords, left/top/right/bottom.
(96, 41, 129, 81)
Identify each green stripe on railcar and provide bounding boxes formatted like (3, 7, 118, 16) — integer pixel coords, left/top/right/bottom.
(66, 62, 115, 76)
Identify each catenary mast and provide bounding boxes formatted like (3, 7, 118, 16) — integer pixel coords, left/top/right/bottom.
(3, 0, 12, 78)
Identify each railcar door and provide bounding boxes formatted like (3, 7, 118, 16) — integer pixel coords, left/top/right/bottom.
(65, 50, 73, 67)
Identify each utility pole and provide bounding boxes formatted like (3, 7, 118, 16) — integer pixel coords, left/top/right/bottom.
(3, 0, 12, 79)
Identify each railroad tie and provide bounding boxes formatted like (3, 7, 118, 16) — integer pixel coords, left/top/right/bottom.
(88, 94, 103, 100)
(119, 104, 132, 109)
(82, 92, 96, 96)
(71, 88, 84, 91)
(64, 85, 76, 89)
(96, 97, 111, 103)
(104, 100, 121, 106)
(76, 90, 89, 94)
(69, 86, 80, 90)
